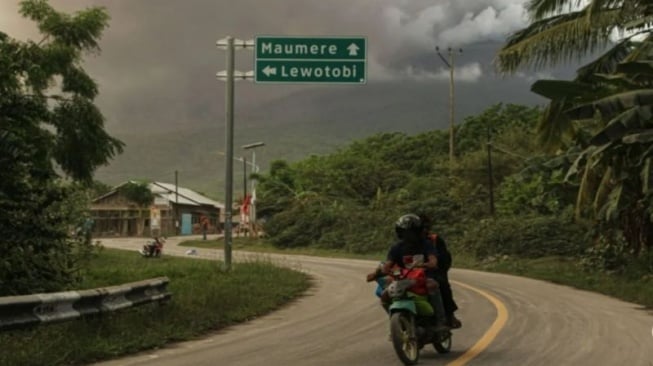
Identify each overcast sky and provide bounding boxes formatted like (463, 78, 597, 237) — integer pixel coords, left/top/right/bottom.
(0, 1, 538, 84)
(0, 0, 571, 135)
(5, 0, 600, 190)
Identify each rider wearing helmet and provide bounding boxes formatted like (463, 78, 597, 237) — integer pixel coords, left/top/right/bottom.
(382, 214, 449, 331)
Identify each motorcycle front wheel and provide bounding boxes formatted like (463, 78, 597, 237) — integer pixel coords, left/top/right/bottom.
(390, 312, 419, 365)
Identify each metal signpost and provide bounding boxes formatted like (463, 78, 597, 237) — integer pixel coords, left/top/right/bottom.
(216, 35, 366, 270)
(216, 36, 254, 271)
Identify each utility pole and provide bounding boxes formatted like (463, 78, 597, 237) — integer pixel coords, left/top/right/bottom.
(175, 170, 179, 235)
(436, 46, 462, 165)
(487, 126, 495, 216)
(216, 36, 254, 271)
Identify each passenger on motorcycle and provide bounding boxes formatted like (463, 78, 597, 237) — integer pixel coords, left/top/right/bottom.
(418, 214, 462, 329)
(381, 214, 450, 332)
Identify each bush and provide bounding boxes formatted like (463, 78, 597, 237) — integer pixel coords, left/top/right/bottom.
(0, 181, 99, 296)
(460, 214, 590, 259)
(580, 231, 653, 276)
(264, 195, 341, 248)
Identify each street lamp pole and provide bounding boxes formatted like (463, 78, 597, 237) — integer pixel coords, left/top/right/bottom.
(436, 46, 462, 165)
(243, 156, 247, 203)
(242, 156, 247, 238)
(242, 142, 264, 237)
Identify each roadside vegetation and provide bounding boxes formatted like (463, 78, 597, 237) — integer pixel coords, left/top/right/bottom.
(0, 248, 310, 366)
(253, 0, 653, 306)
(181, 237, 653, 308)
(0, 0, 123, 297)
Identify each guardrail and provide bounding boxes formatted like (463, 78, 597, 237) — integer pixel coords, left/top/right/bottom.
(0, 277, 171, 331)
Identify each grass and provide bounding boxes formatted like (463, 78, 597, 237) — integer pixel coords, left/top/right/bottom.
(0, 248, 310, 366)
(181, 237, 653, 308)
(180, 237, 386, 260)
(454, 254, 653, 308)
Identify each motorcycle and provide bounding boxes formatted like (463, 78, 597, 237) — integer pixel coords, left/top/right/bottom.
(382, 266, 452, 365)
(140, 237, 165, 258)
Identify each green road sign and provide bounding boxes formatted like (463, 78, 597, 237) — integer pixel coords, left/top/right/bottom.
(254, 36, 366, 84)
(256, 60, 365, 83)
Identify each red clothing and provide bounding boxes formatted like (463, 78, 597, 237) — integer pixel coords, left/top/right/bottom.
(401, 267, 428, 295)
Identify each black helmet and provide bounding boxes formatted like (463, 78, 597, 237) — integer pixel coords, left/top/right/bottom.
(395, 214, 422, 239)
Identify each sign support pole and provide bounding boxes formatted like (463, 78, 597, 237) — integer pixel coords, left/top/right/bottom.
(216, 36, 254, 271)
(223, 36, 235, 271)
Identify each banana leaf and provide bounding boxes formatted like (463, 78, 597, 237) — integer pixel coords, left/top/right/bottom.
(588, 105, 653, 145)
(531, 79, 595, 100)
(621, 129, 653, 143)
(566, 89, 653, 120)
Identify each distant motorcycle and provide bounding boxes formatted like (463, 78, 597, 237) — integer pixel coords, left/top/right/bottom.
(140, 237, 165, 258)
(377, 266, 452, 365)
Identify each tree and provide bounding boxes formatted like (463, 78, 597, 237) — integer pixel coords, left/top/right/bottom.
(496, 0, 653, 259)
(119, 182, 155, 207)
(496, 0, 653, 151)
(0, 0, 123, 295)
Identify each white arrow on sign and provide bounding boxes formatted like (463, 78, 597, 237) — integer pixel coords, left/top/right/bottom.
(262, 66, 277, 77)
(347, 43, 360, 57)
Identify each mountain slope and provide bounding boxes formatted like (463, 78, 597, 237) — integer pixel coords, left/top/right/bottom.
(95, 78, 544, 198)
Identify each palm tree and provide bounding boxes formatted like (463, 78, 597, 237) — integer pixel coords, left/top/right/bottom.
(497, 0, 653, 150)
(496, 0, 653, 255)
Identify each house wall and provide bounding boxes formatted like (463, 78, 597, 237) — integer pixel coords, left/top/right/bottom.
(169, 203, 222, 235)
(90, 191, 222, 238)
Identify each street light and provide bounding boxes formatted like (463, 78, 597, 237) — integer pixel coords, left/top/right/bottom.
(214, 151, 258, 213)
(242, 142, 264, 237)
(435, 46, 463, 165)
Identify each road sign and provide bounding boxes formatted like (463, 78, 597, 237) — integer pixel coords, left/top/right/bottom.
(255, 36, 366, 84)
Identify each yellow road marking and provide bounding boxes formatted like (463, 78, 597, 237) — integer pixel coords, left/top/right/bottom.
(446, 280, 509, 366)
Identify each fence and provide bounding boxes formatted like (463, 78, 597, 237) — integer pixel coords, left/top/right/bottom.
(0, 277, 171, 331)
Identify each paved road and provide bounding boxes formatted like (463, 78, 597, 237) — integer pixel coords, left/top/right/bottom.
(96, 237, 653, 366)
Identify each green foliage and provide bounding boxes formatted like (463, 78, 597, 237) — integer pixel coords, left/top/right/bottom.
(460, 213, 590, 260)
(456, 103, 541, 156)
(497, 1, 653, 267)
(1, 0, 123, 182)
(580, 232, 633, 273)
(0, 181, 98, 296)
(0, 0, 122, 295)
(0, 249, 309, 366)
(258, 104, 554, 254)
(119, 181, 155, 207)
(86, 180, 112, 199)
(497, 160, 576, 216)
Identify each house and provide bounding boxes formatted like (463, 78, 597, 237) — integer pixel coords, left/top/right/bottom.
(90, 181, 225, 237)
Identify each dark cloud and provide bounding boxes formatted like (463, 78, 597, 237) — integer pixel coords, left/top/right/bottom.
(5, 0, 580, 194)
(0, 0, 559, 135)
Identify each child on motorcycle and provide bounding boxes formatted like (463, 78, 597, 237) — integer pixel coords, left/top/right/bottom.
(366, 262, 392, 309)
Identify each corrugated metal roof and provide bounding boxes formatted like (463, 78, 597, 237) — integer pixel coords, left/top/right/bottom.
(150, 182, 225, 209)
(92, 181, 224, 209)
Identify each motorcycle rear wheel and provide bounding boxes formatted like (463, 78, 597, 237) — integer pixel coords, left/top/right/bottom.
(390, 312, 419, 365)
(433, 331, 452, 354)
